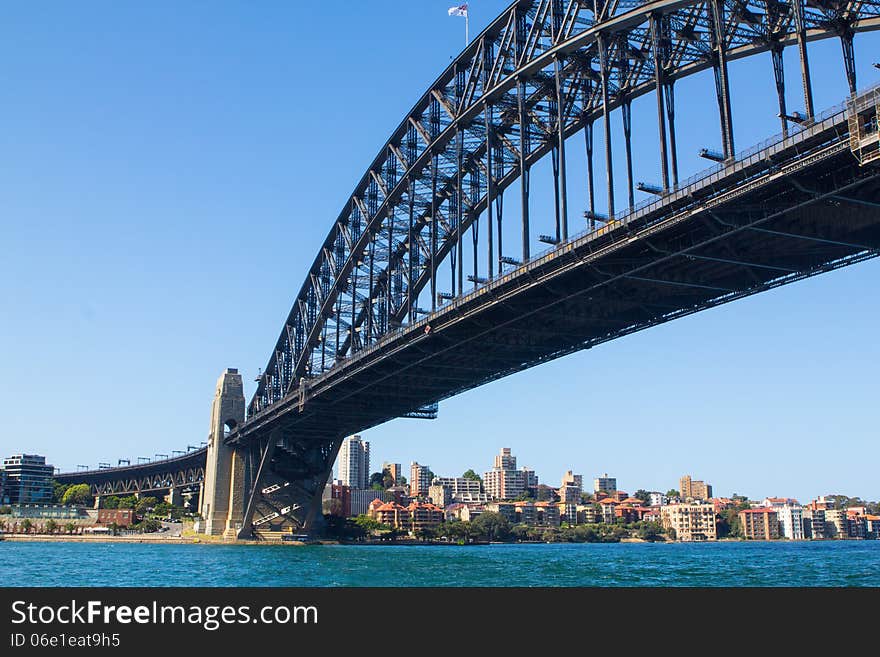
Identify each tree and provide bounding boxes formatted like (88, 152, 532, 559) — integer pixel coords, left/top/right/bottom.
(64, 522, 77, 535)
(52, 480, 70, 504)
(117, 496, 138, 509)
(462, 469, 483, 484)
(45, 519, 58, 535)
(368, 471, 385, 490)
(665, 489, 680, 498)
(61, 484, 92, 506)
(352, 514, 385, 536)
(102, 496, 120, 509)
(135, 496, 159, 514)
(470, 511, 511, 542)
(21, 519, 33, 534)
(634, 489, 651, 504)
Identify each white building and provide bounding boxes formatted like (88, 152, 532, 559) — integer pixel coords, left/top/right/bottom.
(649, 493, 669, 507)
(337, 435, 370, 489)
(776, 505, 805, 540)
(431, 477, 483, 497)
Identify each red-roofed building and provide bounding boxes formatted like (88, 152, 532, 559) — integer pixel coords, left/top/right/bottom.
(739, 508, 780, 540)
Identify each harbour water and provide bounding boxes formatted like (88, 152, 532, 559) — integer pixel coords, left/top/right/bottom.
(2, 540, 878, 587)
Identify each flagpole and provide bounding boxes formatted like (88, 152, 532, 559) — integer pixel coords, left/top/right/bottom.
(465, 12, 469, 46)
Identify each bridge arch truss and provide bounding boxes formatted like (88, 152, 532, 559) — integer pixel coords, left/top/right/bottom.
(249, 0, 880, 418)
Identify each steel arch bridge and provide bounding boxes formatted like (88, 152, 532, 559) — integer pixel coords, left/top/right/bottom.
(194, 0, 880, 538)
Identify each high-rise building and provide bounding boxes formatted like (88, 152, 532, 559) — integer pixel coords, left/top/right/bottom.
(660, 503, 718, 542)
(0, 469, 7, 504)
(559, 471, 583, 504)
(679, 475, 713, 501)
(337, 435, 370, 489)
(494, 448, 517, 470)
(383, 462, 403, 484)
(739, 508, 780, 540)
(593, 473, 617, 494)
(1, 454, 54, 504)
(410, 462, 431, 497)
(484, 448, 535, 500)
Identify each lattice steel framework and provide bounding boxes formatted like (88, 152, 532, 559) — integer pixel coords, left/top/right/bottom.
(247, 0, 880, 419)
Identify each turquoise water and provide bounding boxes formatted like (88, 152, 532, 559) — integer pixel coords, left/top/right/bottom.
(2, 541, 878, 587)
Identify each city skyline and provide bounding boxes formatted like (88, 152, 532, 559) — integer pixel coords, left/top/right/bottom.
(2, 2, 879, 504)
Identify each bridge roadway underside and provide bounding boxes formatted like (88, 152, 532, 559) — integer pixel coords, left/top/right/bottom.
(230, 135, 880, 534)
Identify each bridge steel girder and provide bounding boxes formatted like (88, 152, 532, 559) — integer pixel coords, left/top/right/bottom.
(246, 0, 880, 419)
(233, 97, 880, 455)
(55, 449, 207, 498)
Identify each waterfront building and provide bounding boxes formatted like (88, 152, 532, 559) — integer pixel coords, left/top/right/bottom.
(846, 511, 867, 539)
(577, 504, 598, 524)
(776, 505, 805, 540)
(0, 469, 7, 504)
(408, 501, 444, 533)
(410, 462, 431, 497)
(535, 502, 560, 527)
(557, 502, 578, 524)
(739, 508, 780, 540)
(593, 473, 617, 494)
(824, 509, 847, 538)
(598, 498, 617, 524)
(866, 515, 880, 539)
(485, 502, 517, 524)
(649, 492, 668, 507)
(97, 509, 134, 527)
(660, 503, 718, 542)
(679, 475, 713, 501)
(1, 454, 54, 504)
(803, 508, 825, 539)
(337, 436, 370, 489)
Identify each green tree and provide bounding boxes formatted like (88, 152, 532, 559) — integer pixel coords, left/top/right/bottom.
(45, 519, 58, 535)
(470, 511, 511, 542)
(64, 522, 77, 535)
(102, 496, 120, 509)
(135, 496, 159, 514)
(352, 514, 386, 537)
(52, 480, 70, 504)
(61, 484, 92, 506)
(462, 469, 483, 484)
(634, 489, 651, 504)
(117, 496, 138, 509)
(368, 471, 385, 490)
(21, 519, 33, 534)
(666, 489, 680, 498)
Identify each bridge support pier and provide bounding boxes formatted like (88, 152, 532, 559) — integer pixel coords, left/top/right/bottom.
(165, 487, 183, 507)
(235, 432, 342, 540)
(200, 368, 246, 536)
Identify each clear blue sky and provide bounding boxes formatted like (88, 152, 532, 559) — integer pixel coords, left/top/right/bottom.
(1, 2, 878, 503)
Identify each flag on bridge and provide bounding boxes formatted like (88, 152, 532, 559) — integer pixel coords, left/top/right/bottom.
(448, 4, 469, 46)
